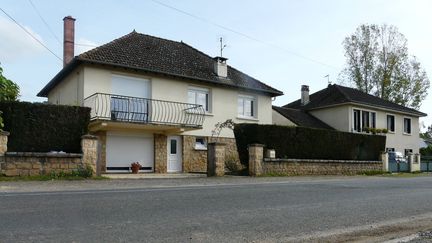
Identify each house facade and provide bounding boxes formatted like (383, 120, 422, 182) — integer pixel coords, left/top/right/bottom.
(273, 84, 427, 155)
(38, 17, 282, 173)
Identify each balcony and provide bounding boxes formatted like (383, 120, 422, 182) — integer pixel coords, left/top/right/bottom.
(84, 93, 205, 131)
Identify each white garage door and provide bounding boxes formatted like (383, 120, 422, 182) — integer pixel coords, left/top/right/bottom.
(106, 132, 154, 172)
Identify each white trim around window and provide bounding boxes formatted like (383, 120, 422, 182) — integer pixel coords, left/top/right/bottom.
(403, 117, 412, 135)
(237, 94, 257, 119)
(352, 107, 376, 132)
(188, 86, 211, 113)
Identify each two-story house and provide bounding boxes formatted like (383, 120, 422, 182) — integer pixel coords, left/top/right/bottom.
(273, 84, 427, 155)
(37, 16, 283, 173)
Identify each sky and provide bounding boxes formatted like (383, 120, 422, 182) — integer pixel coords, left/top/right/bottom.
(0, 0, 431, 129)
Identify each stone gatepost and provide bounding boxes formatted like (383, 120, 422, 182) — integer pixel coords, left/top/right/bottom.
(248, 144, 264, 176)
(207, 142, 226, 177)
(381, 152, 389, 172)
(81, 135, 99, 176)
(409, 153, 420, 172)
(0, 131, 10, 156)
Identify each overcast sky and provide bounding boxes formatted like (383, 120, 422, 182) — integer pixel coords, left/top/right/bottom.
(1, 0, 431, 129)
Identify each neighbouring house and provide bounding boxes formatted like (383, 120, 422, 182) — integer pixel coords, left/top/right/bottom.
(273, 84, 427, 155)
(37, 16, 283, 173)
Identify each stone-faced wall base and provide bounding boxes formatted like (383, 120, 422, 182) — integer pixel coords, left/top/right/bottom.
(154, 134, 167, 173)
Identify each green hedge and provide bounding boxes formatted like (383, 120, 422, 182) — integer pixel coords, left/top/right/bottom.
(0, 101, 90, 153)
(234, 124, 386, 165)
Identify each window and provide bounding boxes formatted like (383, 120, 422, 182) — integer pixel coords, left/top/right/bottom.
(353, 109, 376, 132)
(404, 149, 413, 156)
(353, 109, 361, 132)
(403, 118, 411, 134)
(195, 137, 207, 150)
(188, 87, 210, 112)
(170, 139, 177, 154)
(387, 115, 395, 132)
(386, 148, 395, 152)
(238, 95, 256, 118)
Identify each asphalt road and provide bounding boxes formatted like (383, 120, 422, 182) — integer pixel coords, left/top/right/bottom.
(1, 176, 432, 242)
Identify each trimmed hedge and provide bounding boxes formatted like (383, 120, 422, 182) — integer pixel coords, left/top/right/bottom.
(234, 124, 386, 165)
(0, 101, 90, 153)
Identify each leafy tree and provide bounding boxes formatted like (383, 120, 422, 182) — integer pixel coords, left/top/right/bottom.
(421, 125, 432, 140)
(0, 64, 19, 101)
(0, 64, 19, 130)
(340, 24, 430, 109)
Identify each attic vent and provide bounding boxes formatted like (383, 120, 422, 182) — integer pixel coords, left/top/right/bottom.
(213, 56, 228, 78)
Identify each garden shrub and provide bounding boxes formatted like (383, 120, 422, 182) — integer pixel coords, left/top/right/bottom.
(0, 101, 90, 153)
(234, 124, 386, 166)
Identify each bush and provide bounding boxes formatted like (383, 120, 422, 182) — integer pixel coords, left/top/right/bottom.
(0, 101, 90, 152)
(234, 124, 386, 166)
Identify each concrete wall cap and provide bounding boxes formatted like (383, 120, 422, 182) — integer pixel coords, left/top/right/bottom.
(0, 131, 10, 136)
(248, 144, 265, 147)
(81, 134, 98, 140)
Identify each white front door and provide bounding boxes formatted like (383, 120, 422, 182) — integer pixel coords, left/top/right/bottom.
(167, 136, 182, 172)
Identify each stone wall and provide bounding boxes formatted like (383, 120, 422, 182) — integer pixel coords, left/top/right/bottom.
(154, 133, 167, 173)
(183, 136, 241, 173)
(262, 159, 382, 176)
(0, 152, 83, 176)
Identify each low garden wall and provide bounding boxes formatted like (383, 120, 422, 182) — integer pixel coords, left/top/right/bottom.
(263, 158, 382, 176)
(0, 152, 83, 176)
(0, 133, 98, 177)
(248, 144, 383, 176)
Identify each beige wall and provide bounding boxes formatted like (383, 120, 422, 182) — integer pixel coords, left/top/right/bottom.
(272, 110, 297, 126)
(348, 105, 421, 154)
(310, 106, 350, 131)
(47, 66, 84, 105)
(77, 66, 273, 138)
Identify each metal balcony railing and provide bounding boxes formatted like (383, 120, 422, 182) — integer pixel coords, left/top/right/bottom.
(84, 93, 205, 128)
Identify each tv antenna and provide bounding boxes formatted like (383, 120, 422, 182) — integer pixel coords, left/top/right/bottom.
(324, 74, 331, 85)
(220, 37, 227, 57)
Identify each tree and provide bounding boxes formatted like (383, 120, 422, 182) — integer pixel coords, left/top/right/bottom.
(340, 24, 430, 109)
(0, 64, 19, 130)
(0, 64, 19, 101)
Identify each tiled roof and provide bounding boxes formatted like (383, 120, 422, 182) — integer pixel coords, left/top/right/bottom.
(38, 31, 283, 97)
(272, 106, 334, 130)
(284, 84, 426, 117)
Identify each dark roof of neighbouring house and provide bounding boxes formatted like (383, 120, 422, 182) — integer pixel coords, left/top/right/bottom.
(284, 84, 427, 117)
(272, 106, 334, 130)
(38, 31, 283, 97)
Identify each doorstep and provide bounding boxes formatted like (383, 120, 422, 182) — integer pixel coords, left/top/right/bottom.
(103, 173, 207, 179)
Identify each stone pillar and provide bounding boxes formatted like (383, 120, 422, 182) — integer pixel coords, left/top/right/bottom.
(81, 134, 98, 176)
(248, 144, 264, 176)
(0, 131, 9, 156)
(409, 153, 420, 172)
(207, 142, 225, 177)
(154, 134, 167, 173)
(381, 152, 389, 172)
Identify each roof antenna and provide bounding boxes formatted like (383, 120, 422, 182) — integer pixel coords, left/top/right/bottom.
(324, 74, 331, 85)
(219, 37, 227, 57)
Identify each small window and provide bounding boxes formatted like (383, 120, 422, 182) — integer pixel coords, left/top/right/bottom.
(403, 118, 411, 134)
(404, 149, 413, 156)
(387, 115, 395, 132)
(188, 87, 210, 112)
(170, 139, 177, 154)
(195, 137, 207, 150)
(386, 148, 395, 152)
(238, 95, 256, 118)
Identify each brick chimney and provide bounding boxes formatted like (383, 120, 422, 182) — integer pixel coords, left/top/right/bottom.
(301, 85, 310, 106)
(63, 16, 76, 67)
(213, 56, 228, 78)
